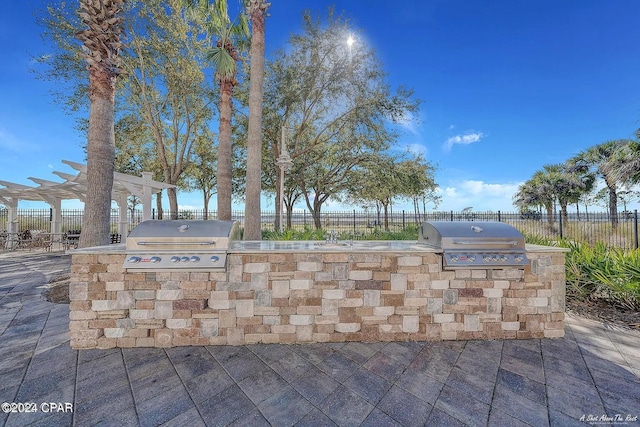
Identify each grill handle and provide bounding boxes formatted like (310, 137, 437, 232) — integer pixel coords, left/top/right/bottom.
(452, 240, 519, 246)
(137, 241, 216, 246)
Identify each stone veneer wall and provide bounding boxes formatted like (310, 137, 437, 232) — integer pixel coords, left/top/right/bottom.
(68, 250, 566, 349)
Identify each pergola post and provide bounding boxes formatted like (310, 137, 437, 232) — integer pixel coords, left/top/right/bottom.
(116, 194, 129, 239)
(141, 172, 153, 221)
(42, 196, 62, 236)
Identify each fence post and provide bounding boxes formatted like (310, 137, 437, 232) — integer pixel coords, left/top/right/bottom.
(558, 212, 563, 239)
(497, 210, 501, 222)
(402, 210, 405, 229)
(152, 209, 155, 220)
(634, 209, 638, 250)
(450, 211, 454, 221)
(353, 210, 356, 234)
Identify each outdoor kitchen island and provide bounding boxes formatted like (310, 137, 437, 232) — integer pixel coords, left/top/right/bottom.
(68, 224, 567, 349)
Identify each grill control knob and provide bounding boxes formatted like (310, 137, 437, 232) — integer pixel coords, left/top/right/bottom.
(180, 256, 190, 263)
(128, 256, 141, 264)
(170, 256, 180, 263)
(190, 256, 200, 263)
(468, 255, 476, 262)
(210, 256, 220, 263)
(450, 255, 459, 262)
(499, 255, 508, 262)
(483, 254, 492, 262)
(150, 256, 161, 263)
(514, 254, 524, 262)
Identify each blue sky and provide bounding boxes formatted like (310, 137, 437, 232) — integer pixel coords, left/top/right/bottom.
(2, 1, 640, 213)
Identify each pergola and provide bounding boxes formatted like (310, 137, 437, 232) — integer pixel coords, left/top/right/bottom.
(0, 160, 175, 238)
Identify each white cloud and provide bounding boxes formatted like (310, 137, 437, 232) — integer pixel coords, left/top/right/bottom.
(444, 132, 484, 151)
(436, 180, 522, 211)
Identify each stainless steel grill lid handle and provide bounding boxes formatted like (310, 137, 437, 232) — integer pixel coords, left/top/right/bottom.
(452, 240, 519, 246)
(137, 241, 216, 246)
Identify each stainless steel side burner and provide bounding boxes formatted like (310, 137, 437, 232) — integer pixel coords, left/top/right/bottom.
(123, 220, 240, 271)
(418, 221, 529, 269)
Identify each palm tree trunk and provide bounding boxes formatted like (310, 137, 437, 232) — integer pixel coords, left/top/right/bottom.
(81, 88, 116, 247)
(217, 79, 234, 220)
(244, 0, 269, 240)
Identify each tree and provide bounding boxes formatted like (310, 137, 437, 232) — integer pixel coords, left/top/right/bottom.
(255, 10, 420, 229)
(182, 0, 249, 221)
(243, 0, 270, 240)
(568, 141, 626, 227)
(514, 163, 592, 226)
(122, 0, 214, 219)
(185, 131, 218, 219)
(76, 0, 125, 248)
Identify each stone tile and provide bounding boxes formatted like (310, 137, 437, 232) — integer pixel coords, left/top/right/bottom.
(361, 408, 403, 427)
(291, 343, 336, 365)
(546, 385, 605, 421)
(408, 348, 458, 383)
(548, 408, 588, 427)
(598, 386, 640, 418)
(395, 369, 444, 405)
(338, 342, 380, 365)
(362, 352, 406, 383)
(294, 408, 338, 427)
(544, 371, 597, 405)
(318, 352, 361, 383)
(445, 366, 496, 404)
(74, 384, 138, 426)
(487, 407, 534, 427)
(198, 384, 257, 426)
(183, 369, 235, 404)
(343, 367, 392, 405)
(318, 385, 375, 426)
(542, 354, 592, 383)
(229, 408, 271, 427)
(167, 346, 221, 378)
(15, 366, 75, 402)
(425, 408, 468, 427)
(380, 341, 422, 365)
(376, 385, 432, 426)
(160, 406, 206, 427)
(290, 366, 340, 405)
(500, 353, 545, 384)
(248, 343, 295, 364)
(238, 369, 289, 405)
(491, 384, 549, 427)
(123, 348, 172, 381)
(258, 386, 314, 426)
(496, 368, 546, 404)
(210, 346, 268, 382)
(129, 366, 184, 404)
(269, 350, 315, 382)
(25, 343, 77, 380)
(434, 385, 490, 427)
(136, 385, 195, 427)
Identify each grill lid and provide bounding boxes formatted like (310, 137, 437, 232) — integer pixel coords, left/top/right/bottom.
(126, 220, 240, 251)
(418, 221, 528, 269)
(124, 220, 240, 271)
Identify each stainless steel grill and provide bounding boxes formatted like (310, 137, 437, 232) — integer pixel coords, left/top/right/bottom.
(123, 220, 241, 271)
(418, 221, 529, 269)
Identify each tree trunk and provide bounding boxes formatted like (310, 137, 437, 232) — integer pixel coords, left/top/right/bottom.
(545, 204, 554, 226)
(155, 194, 163, 220)
(80, 82, 115, 248)
(217, 79, 234, 221)
(244, 0, 269, 240)
(383, 202, 389, 231)
(168, 187, 178, 219)
(608, 186, 619, 228)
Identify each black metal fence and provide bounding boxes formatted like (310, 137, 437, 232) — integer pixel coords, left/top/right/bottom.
(1, 208, 639, 250)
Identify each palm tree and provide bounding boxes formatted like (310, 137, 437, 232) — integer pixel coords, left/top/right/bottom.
(568, 140, 626, 227)
(606, 139, 640, 188)
(76, 0, 125, 248)
(182, 0, 249, 221)
(514, 172, 556, 226)
(243, 0, 270, 240)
